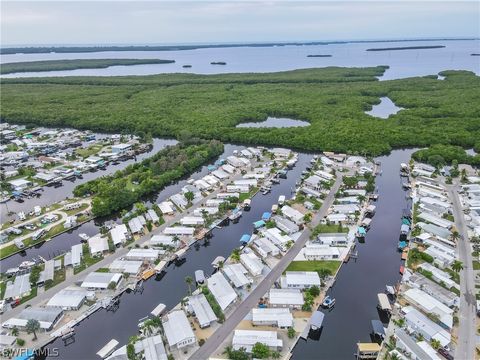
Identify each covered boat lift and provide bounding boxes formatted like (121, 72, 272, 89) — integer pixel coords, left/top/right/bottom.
(151, 303, 166, 317)
(96, 339, 119, 358)
(310, 311, 325, 330)
(370, 320, 385, 339)
(377, 293, 392, 313)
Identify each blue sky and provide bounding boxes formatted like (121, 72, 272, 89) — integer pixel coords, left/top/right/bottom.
(1, 1, 479, 46)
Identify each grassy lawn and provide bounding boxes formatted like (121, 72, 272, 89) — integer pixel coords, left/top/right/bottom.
(45, 222, 66, 238)
(310, 223, 348, 239)
(473, 261, 480, 270)
(45, 269, 66, 290)
(64, 203, 89, 216)
(285, 260, 341, 276)
(0, 281, 6, 299)
(20, 287, 38, 304)
(74, 251, 103, 275)
(75, 144, 103, 158)
(239, 187, 258, 203)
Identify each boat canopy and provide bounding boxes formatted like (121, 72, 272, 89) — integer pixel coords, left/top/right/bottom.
(377, 293, 392, 311)
(385, 285, 395, 295)
(151, 303, 166, 317)
(402, 217, 411, 225)
(310, 311, 325, 329)
(357, 227, 367, 235)
(371, 320, 385, 337)
(262, 212, 272, 220)
(240, 234, 251, 243)
(398, 241, 408, 249)
(253, 220, 266, 229)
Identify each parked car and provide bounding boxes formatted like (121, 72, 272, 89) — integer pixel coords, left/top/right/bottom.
(438, 348, 454, 360)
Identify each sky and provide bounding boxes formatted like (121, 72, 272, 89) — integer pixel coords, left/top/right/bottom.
(1, 1, 479, 46)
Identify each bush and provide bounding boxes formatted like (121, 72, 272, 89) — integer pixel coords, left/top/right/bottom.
(16, 338, 25, 346)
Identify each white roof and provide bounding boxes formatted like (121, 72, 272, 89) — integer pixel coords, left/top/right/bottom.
(109, 259, 143, 274)
(111, 143, 132, 149)
(88, 235, 109, 254)
(252, 308, 293, 327)
(263, 227, 292, 247)
(110, 224, 128, 245)
(4, 274, 31, 299)
(212, 169, 229, 179)
(232, 330, 282, 351)
(125, 248, 159, 261)
(223, 263, 250, 288)
(3, 307, 63, 330)
(404, 288, 453, 328)
(285, 271, 321, 287)
(304, 244, 340, 258)
(188, 294, 217, 326)
(81, 272, 122, 289)
(71, 243, 83, 266)
(158, 201, 175, 214)
(46, 288, 87, 309)
(8, 178, 31, 187)
(146, 209, 160, 223)
(269, 288, 304, 306)
(136, 335, 167, 360)
(281, 205, 304, 223)
(180, 216, 204, 226)
(164, 227, 195, 235)
(240, 252, 264, 276)
(403, 306, 451, 346)
(162, 310, 195, 347)
(128, 217, 143, 233)
(207, 272, 237, 310)
(150, 235, 175, 247)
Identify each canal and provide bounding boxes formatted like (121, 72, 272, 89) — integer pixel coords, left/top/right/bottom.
(292, 149, 416, 360)
(39, 153, 312, 359)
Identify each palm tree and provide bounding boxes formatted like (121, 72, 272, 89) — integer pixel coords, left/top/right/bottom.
(11, 327, 18, 336)
(451, 260, 463, 273)
(231, 248, 241, 263)
(185, 276, 194, 295)
(172, 235, 180, 246)
(217, 260, 224, 270)
(26, 319, 40, 340)
(451, 230, 460, 242)
(185, 191, 194, 204)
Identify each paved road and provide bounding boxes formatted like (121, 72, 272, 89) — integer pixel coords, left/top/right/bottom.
(448, 183, 476, 360)
(190, 174, 344, 360)
(1, 166, 252, 321)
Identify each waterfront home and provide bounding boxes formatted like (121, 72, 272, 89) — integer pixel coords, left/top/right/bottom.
(271, 148, 291, 159)
(71, 244, 83, 267)
(222, 164, 236, 174)
(187, 294, 217, 328)
(170, 193, 188, 209)
(262, 227, 292, 250)
(240, 252, 264, 276)
(128, 217, 144, 235)
(419, 197, 451, 213)
(303, 244, 340, 261)
(46, 288, 87, 310)
(212, 169, 229, 180)
(304, 175, 323, 191)
(253, 237, 280, 258)
(125, 248, 160, 262)
(240, 149, 253, 158)
(337, 196, 361, 205)
(109, 259, 143, 275)
(325, 213, 348, 224)
(268, 288, 304, 309)
(37, 260, 55, 286)
(203, 175, 220, 186)
(222, 263, 250, 288)
(343, 189, 367, 197)
(227, 185, 250, 193)
(418, 212, 453, 229)
(272, 216, 299, 234)
(394, 329, 442, 360)
(2, 307, 63, 331)
(402, 306, 451, 347)
(232, 330, 283, 353)
(234, 179, 257, 188)
(252, 308, 293, 328)
(418, 263, 457, 290)
(314, 170, 334, 181)
(281, 205, 305, 225)
(315, 232, 349, 246)
(8, 178, 32, 191)
(423, 239, 456, 268)
(150, 235, 176, 247)
(193, 207, 219, 216)
(227, 156, 245, 168)
(158, 201, 175, 215)
(81, 272, 122, 290)
(3, 274, 31, 301)
(281, 271, 320, 289)
(145, 209, 160, 224)
(207, 272, 238, 311)
(206, 199, 225, 207)
(194, 179, 211, 190)
(180, 216, 204, 226)
(217, 192, 239, 199)
(332, 204, 359, 214)
(133, 335, 168, 360)
(403, 288, 454, 329)
(164, 227, 195, 236)
(110, 224, 129, 247)
(88, 235, 109, 257)
(162, 310, 196, 350)
(64, 216, 77, 229)
(417, 222, 452, 242)
(412, 165, 434, 178)
(111, 143, 132, 154)
(346, 156, 367, 167)
(417, 187, 448, 202)
(34, 172, 56, 182)
(407, 273, 458, 307)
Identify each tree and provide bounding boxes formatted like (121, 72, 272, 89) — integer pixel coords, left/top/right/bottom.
(451, 260, 463, 273)
(285, 240, 294, 249)
(185, 276, 194, 295)
(16, 338, 25, 346)
(108, 281, 117, 290)
(26, 319, 40, 340)
(11, 327, 19, 336)
(451, 230, 460, 242)
(318, 268, 332, 280)
(271, 351, 281, 359)
(430, 338, 441, 350)
(29, 265, 41, 285)
(251, 342, 270, 359)
(231, 248, 241, 263)
(126, 343, 136, 360)
(287, 327, 296, 339)
(309, 285, 320, 297)
(185, 191, 194, 204)
(303, 213, 312, 223)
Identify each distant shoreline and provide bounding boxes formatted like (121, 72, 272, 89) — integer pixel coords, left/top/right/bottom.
(0, 59, 174, 74)
(307, 54, 332, 57)
(366, 45, 446, 51)
(1, 38, 476, 55)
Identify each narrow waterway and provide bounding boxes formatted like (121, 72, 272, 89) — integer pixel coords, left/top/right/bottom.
(292, 149, 416, 360)
(39, 153, 312, 359)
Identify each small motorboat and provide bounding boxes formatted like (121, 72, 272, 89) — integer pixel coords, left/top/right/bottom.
(322, 295, 336, 309)
(195, 270, 205, 285)
(79, 233, 89, 242)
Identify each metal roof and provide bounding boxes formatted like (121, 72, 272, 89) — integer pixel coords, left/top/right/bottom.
(207, 272, 237, 311)
(188, 294, 217, 327)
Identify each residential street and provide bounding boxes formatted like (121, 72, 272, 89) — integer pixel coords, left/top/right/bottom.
(448, 183, 476, 360)
(189, 175, 343, 360)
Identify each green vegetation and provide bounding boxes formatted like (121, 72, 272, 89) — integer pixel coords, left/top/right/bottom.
(311, 223, 348, 239)
(201, 287, 225, 322)
(1, 59, 175, 74)
(73, 140, 223, 217)
(285, 260, 341, 276)
(2, 67, 479, 155)
(407, 248, 434, 268)
(413, 144, 480, 167)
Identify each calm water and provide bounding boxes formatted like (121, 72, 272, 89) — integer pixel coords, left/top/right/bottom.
(365, 97, 403, 119)
(236, 117, 310, 128)
(1, 40, 479, 80)
(40, 154, 312, 360)
(292, 149, 417, 360)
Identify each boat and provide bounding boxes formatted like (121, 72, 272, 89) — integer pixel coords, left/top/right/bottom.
(79, 233, 89, 241)
(195, 270, 206, 284)
(19, 261, 35, 269)
(322, 295, 336, 309)
(271, 204, 278, 213)
(399, 265, 405, 275)
(278, 195, 286, 205)
(243, 199, 251, 210)
(228, 208, 242, 221)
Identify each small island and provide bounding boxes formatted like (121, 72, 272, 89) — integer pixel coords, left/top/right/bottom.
(0, 59, 175, 74)
(471, 53, 480, 56)
(182, 64, 192, 68)
(366, 45, 445, 51)
(210, 61, 227, 65)
(307, 54, 332, 57)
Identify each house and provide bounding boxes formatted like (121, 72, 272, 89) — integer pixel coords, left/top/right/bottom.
(304, 244, 341, 260)
(418, 212, 453, 229)
(314, 170, 334, 181)
(4, 274, 31, 300)
(325, 213, 348, 224)
(128, 217, 144, 235)
(46, 288, 87, 310)
(252, 308, 293, 328)
(109, 259, 143, 275)
(2, 307, 63, 331)
(212, 169, 229, 180)
(281, 205, 305, 225)
(402, 306, 451, 347)
(170, 193, 188, 209)
(222, 164, 236, 174)
(271, 148, 291, 158)
(403, 288, 454, 329)
(232, 330, 283, 353)
(133, 335, 168, 360)
(240, 252, 264, 276)
(273, 216, 299, 234)
(150, 235, 176, 247)
(207, 272, 238, 311)
(8, 178, 32, 190)
(407, 273, 458, 307)
(316, 233, 349, 246)
(81, 272, 122, 290)
(226, 156, 245, 168)
(111, 143, 132, 154)
(164, 227, 195, 236)
(71, 244, 83, 267)
(395, 329, 442, 360)
(110, 224, 129, 247)
(268, 288, 304, 309)
(162, 310, 196, 349)
(180, 216, 204, 226)
(146, 209, 160, 224)
(332, 204, 359, 214)
(125, 249, 160, 262)
(263, 227, 293, 250)
(282, 271, 320, 289)
(418, 263, 457, 290)
(158, 201, 175, 215)
(187, 294, 217, 328)
(88, 235, 109, 256)
(222, 263, 250, 288)
(253, 237, 280, 258)
(193, 207, 219, 217)
(37, 260, 55, 286)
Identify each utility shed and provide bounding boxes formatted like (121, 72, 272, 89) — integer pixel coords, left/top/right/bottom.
(223, 263, 250, 288)
(4, 273, 31, 300)
(3, 307, 63, 331)
(46, 288, 87, 310)
(188, 294, 217, 328)
(252, 308, 293, 328)
(162, 310, 196, 349)
(232, 330, 283, 353)
(134, 335, 168, 360)
(268, 288, 304, 308)
(207, 272, 237, 311)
